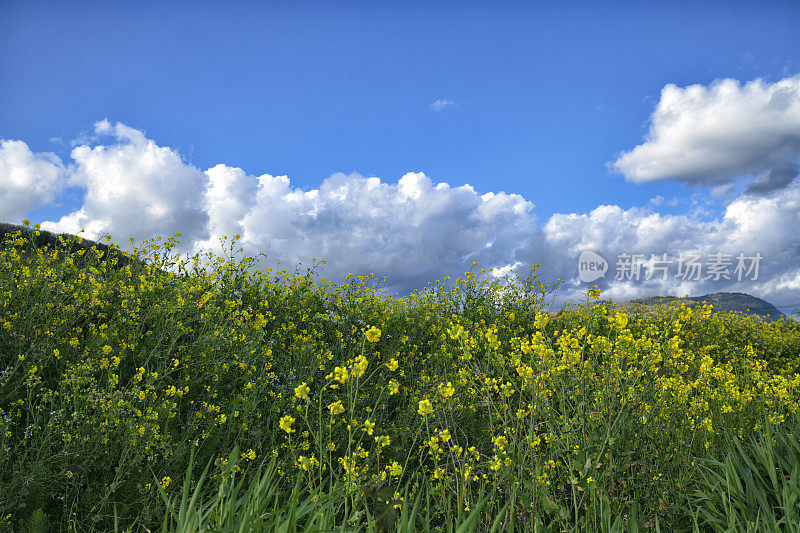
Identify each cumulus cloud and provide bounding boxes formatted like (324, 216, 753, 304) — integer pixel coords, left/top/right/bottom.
(0, 140, 66, 222)
(612, 75, 800, 194)
(194, 164, 259, 253)
(40, 120, 209, 248)
(430, 99, 455, 111)
(520, 186, 800, 313)
(4, 122, 534, 294)
(230, 169, 536, 292)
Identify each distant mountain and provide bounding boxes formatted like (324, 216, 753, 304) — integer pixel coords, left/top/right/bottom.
(615, 292, 787, 322)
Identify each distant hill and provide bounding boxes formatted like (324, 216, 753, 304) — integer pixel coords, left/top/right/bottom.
(614, 292, 787, 322)
(0, 222, 139, 270)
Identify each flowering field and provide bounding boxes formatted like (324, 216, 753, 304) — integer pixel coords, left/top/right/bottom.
(2, 222, 800, 532)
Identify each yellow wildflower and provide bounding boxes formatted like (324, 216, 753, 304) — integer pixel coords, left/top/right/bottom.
(333, 366, 348, 383)
(279, 414, 295, 433)
(363, 418, 375, 435)
(438, 381, 455, 399)
(365, 326, 381, 342)
(351, 354, 368, 378)
(294, 382, 310, 401)
(328, 400, 345, 416)
(418, 399, 433, 417)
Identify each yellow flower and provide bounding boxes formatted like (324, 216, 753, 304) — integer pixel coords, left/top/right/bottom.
(351, 354, 368, 378)
(102, 345, 113, 356)
(418, 399, 433, 417)
(333, 366, 348, 383)
(363, 418, 375, 435)
(389, 461, 403, 477)
(589, 285, 601, 299)
(294, 382, 310, 401)
(365, 326, 381, 342)
(160, 476, 172, 489)
(485, 329, 501, 350)
(328, 400, 345, 416)
(438, 381, 455, 399)
(448, 323, 468, 340)
(279, 414, 295, 433)
(385, 358, 399, 371)
(388, 380, 399, 395)
(438, 429, 451, 442)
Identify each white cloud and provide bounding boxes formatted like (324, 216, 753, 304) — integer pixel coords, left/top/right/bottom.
(4, 122, 535, 294)
(0, 140, 66, 222)
(612, 75, 800, 194)
(520, 187, 800, 312)
(430, 99, 455, 111)
(40, 120, 209, 248)
(195, 164, 259, 253)
(234, 169, 535, 292)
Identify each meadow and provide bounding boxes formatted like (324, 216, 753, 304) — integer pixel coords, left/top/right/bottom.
(2, 220, 800, 532)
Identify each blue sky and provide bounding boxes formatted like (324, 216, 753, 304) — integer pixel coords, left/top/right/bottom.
(2, 0, 800, 313)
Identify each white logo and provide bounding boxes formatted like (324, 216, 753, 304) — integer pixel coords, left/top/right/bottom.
(578, 250, 608, 283)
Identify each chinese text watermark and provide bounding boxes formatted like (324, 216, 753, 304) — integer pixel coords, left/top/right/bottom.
(578, 251, 762, 283)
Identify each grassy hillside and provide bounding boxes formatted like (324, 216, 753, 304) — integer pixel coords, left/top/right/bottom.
(0, 222, 138, 270)
(2, 223, 800, 531)
(614, 292, 787, 322)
